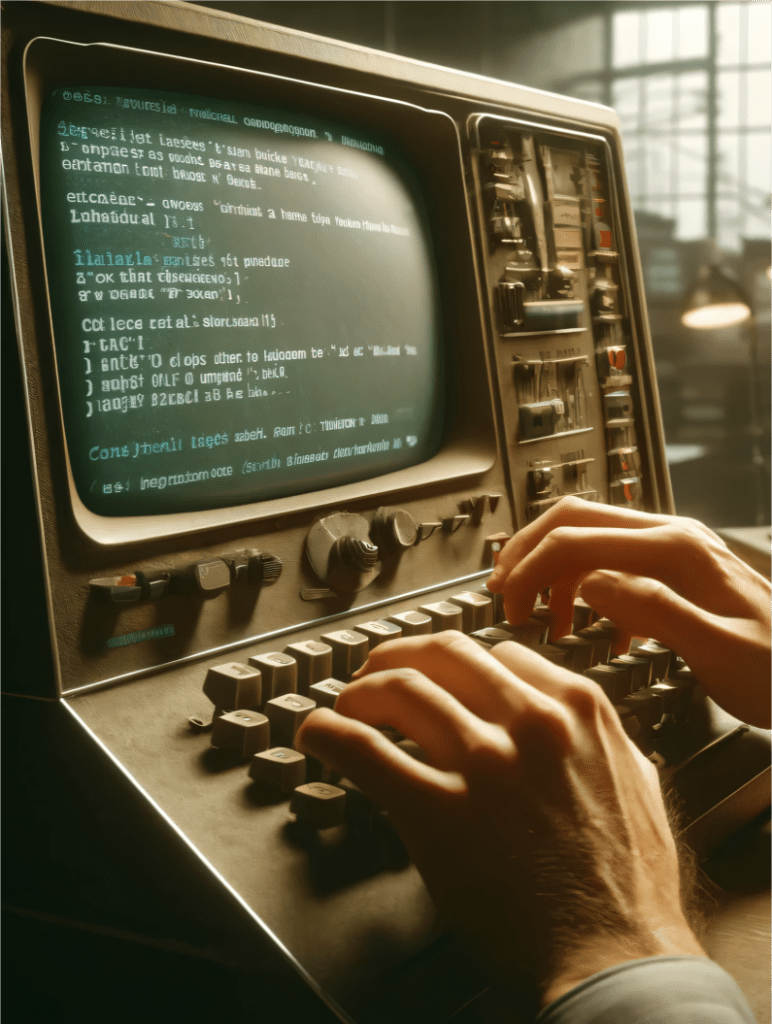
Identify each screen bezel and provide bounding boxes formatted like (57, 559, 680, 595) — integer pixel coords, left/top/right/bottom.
(22, 36, 497, 548)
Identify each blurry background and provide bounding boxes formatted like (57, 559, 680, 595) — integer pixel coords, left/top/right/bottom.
(194, 0, 771, 528)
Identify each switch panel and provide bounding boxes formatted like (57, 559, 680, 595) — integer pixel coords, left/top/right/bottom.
(472, 114, 648, 525)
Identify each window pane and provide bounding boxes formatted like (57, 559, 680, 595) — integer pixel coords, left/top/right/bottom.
(742, 204, 770, 242)
(645, 136, 673, 197)
(746, 69, 772, 128)
(676, 71, 708, 131)
(645, 9, 674, 64)
(612, 77, 640, 133)
(568, 79, 605, 104)
(718, 71, 741, 128)
(620, 138, 644, 197)
(747, 2, 772, 65)
(746, 132, 771, 197)
(676, 198, 706, 240)
(613, 11, 641, 68)
(677, 5, 709, 61)
(644, 74, 675, 128)
(717, 132, 741, 193)
(717, 2, 742, 66)
(716, 198, 742, 250)
(678, 135, 708, 193)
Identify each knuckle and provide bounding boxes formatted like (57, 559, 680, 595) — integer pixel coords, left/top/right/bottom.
(563, 677, 608, 720)
(512, 699, 574, 754)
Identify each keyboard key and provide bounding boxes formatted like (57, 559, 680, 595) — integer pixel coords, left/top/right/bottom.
(610, 655, 650, 692)
(647, 680, 680, 715)
(551, 635, 593, 673)
(630, 641, 673, 682)
(585, 663, 631, 703)
(203, 662, 262, 713)
(615, 704, 641, 740)
(211, 710, 270, 759)
(249, 747, 306, 793)
(418, 601, 464, 632)
(572, 597, 595, 631)
(264, 693, 316, 747)
(309, 678, 348, 710)
(622, 687, 664, 731)
(529, 605, 552, 642)
(534, 643, 570, 667)
(290, 782, 346, 829)
(592, 618, 623, 654)
(386, 610, 432, 637)
(354, 619, 403, 647)
(284, 640, 333, 695)
(450, 591, 493, 632)
(248, 652, 297, 701)
(493, 619, 544, 648)
(469, 626, 515, 649)
(320, 629, 369, 678)
(575, 625, 611, 665)
(477, 584, 504, 624)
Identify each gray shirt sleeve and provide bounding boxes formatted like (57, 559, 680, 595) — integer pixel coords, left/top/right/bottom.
(536, 956, 758, 1024)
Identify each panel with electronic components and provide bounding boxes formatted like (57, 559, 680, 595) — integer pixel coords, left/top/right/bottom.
(470, 115, 647, 525)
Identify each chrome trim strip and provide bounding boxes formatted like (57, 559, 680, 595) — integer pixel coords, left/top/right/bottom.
(63, 569, 494, 697)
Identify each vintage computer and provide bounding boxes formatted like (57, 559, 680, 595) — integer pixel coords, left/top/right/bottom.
(3, 3, 770, 1022)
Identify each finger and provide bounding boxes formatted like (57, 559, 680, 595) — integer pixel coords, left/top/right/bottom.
(295, 707, 456, 811)
(499, 524, 726, 625)
(352, 632, 545, 728)
(488, 640, 580, 701)
(486, 497, 679, 592)
(579, 570, 702, 652)
(334, 668, 506, 770)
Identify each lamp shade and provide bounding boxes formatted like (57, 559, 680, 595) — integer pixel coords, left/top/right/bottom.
(681, 264, 752, 329)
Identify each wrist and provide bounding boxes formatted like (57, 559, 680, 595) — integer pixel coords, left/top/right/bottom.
(539, 923, 706, 1010)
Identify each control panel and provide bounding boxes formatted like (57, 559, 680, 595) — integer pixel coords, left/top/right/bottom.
(471, 115, 647, 523)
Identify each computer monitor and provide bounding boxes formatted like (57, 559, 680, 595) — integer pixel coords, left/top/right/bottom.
(12, 6, 765, 1024)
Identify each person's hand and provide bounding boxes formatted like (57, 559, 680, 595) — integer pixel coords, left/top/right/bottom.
(295, 632, 705, 1009)
(486, 497, 771, 728)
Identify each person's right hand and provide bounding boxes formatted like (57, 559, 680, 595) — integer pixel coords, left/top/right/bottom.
(486, 497, 771, 728)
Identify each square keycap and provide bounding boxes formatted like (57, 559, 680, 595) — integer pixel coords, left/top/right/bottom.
(309, 679, 348, 710)
(610, 655, 650, 691)
(284, 640, 333, 695)
(418, 601, 463, 632)
(450, 592, 493, 632)
(249, 748, 306, 792)
(320, 629, 369, 678)
(386, 610, 432, 637)
(354, 619, 403, 647)
(493, 619, 544, 648)
(264, 693, 316, 746)
(585, 663, 630, 704)
(290, 782, 346, 828)
(203, 662, 261, 711)
(248, 652, 297, 700)
(552, 635, 593, 673)
(211, 710, 270, 758)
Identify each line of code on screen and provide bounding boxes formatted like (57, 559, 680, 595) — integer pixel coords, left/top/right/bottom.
(41, 87, 443, 516)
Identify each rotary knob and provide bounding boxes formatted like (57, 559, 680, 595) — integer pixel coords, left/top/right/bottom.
(246, 553, 283, 585)
(335, 535, 379, 571)
(372, 508, 418, 551)
(306, 512, 381, 593)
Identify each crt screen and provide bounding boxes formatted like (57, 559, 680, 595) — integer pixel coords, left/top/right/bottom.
(40, 86, 442, 516)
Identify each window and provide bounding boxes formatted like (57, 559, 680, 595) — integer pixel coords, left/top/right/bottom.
(553, 2, 771, 251)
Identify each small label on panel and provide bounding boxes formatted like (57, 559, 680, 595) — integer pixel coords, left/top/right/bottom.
(552, 199, 582, 226)
(106, 624, 175, 649)
(554, 227, 583, 250)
